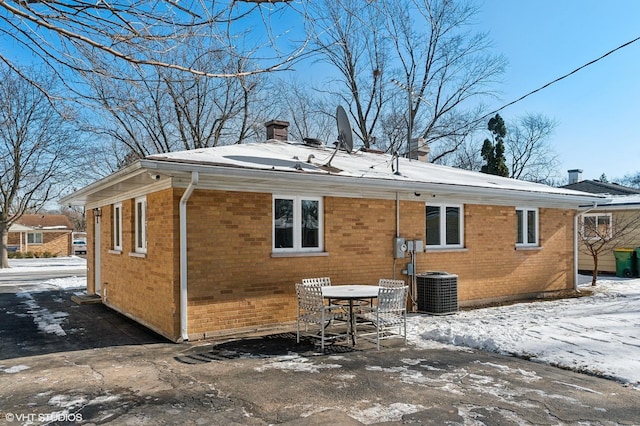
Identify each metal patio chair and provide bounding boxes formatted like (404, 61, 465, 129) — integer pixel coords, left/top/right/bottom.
(295, 283, 347, 351)
(378, 278, 406, 288)
(356, 285, 408, 350)
(301, 277, 331, 287)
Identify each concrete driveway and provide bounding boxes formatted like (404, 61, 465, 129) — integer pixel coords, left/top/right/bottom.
(1, 288, 638, 425)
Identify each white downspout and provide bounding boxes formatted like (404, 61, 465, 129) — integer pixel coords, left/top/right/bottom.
(394, 192, 400, 278)
(180, 171, 199, 341)
(574, 203, 597, 292)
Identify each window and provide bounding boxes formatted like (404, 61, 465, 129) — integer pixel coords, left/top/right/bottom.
(273, 196, 322, 252)
(113, 203, 122, 251)
(135, 197, 147, 253)
(582, 213, 612, 240)
(425, 204, 463, 248)
(516, 207, 538, 247)
(27, 232, 43, 244)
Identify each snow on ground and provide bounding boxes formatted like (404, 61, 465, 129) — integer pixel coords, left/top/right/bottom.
(407, 276, 640, 388)
(0, 256, 86, 273)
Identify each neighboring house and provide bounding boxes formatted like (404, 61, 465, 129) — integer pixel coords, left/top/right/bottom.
(7, 214, 75, 256)
(562, 169, 640, 274)
(61, 122, 604, 342)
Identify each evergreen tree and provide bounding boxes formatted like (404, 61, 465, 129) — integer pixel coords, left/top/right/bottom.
(480, 114, 509, 177)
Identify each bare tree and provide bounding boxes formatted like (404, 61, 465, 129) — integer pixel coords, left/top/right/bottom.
(382, 0, 507, 161)
(579, 210, 640, 286)
(506, 113, 560, 183)
(307, 0, 389, 148)
(1, 0, 307, 92)
(0, 65, 81, 268)
(271, 79, 334, 143)
(79, 37, 266, 164)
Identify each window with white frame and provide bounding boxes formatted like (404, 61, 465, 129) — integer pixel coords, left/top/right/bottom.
(582, 213, 612, 240)
(425, 204, 463, 248)
(135, 196, 147, 253)
(273, 196, 322, 252)
(113, 203, 122, 251)
(27, 232, 43, 244)
(516, 207, 538, 247)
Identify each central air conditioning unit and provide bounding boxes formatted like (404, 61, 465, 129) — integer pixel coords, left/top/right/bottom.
(416, 271, 458, 315)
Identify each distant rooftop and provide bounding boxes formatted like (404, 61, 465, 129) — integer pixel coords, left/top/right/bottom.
(561, 180, 640, 196)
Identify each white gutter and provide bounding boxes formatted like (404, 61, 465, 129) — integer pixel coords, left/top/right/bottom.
(574, 203, 598, 291)
(179, 171, 199, 341)
(139, 160, 604, 208)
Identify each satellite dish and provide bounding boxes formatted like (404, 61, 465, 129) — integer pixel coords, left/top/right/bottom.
(336, 105, 353, 153)
(321, 105, 353, 172)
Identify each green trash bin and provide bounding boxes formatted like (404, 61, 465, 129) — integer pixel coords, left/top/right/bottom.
(613, 248, 635, 278)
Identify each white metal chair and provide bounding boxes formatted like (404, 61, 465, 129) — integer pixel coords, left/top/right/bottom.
(302, 277, 343, 307)
(295, 283, 347, 351)
(378, 278, 406, 288)
(301, 277, 331, 287)
(356, 286, 408, 350)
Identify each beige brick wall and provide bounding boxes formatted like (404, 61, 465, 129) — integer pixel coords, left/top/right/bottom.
(185, 193, 424, 337)
(88, 187, 577, 340)
(95, 189, 180, 340)
(417, 205, 575, 305)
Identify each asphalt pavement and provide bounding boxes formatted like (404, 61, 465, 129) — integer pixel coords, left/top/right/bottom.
(0, 286, 638, 425)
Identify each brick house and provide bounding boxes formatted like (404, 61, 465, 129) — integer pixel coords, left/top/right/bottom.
(8, 214, 75, 256)
(61, 126, 604, 342)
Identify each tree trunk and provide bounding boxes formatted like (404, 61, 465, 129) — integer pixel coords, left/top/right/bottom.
(1, 223, 10, 269)
(591, 255, 598, 286)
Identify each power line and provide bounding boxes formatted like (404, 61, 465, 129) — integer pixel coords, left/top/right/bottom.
(481, 35, 640, 122)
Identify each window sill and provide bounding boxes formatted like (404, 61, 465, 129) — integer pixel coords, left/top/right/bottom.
(129, 252, 147, 258)
(108, 250, 122, 255)
(271, 251, 329, 258)
(515, 246, 542, 251)
(425, 247, 468, 253)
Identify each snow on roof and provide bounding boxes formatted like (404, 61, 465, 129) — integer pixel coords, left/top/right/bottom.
(596, 194, 640, 207)
(148, 140, 602, 200)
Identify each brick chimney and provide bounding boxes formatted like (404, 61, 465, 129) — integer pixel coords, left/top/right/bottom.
(568, 169, 583, 184)
(265, 120, 289, 141)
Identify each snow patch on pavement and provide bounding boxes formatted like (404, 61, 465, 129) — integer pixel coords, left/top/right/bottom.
(16, 291, 68, 336)
(0, 365, 30, 374)
(255, 354, 342, 373)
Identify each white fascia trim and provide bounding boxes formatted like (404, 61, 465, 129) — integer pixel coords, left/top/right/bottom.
(61, 162, 144, 206)
(141, 159, 606, 209)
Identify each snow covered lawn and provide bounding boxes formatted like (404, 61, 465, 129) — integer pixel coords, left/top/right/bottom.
(408, 275, 640, 388)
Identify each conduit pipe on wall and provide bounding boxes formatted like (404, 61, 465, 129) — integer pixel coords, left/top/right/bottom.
(394, 192, 400, 279)
(574, 202, 597, 292)
(180, 171, 199, 341)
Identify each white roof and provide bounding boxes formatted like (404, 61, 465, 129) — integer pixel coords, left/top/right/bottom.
(590, 194, 640, 210)
(62, 140, 607, 209)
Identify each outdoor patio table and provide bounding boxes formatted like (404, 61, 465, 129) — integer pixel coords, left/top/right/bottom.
(322, 285, 379, 346)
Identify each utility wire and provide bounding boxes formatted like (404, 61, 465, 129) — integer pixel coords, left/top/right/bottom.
(480, 35, 640, 122)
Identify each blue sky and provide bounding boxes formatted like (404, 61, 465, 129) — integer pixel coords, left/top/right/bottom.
(474, 1, 640, 182)
(2, 1, 638, 183)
